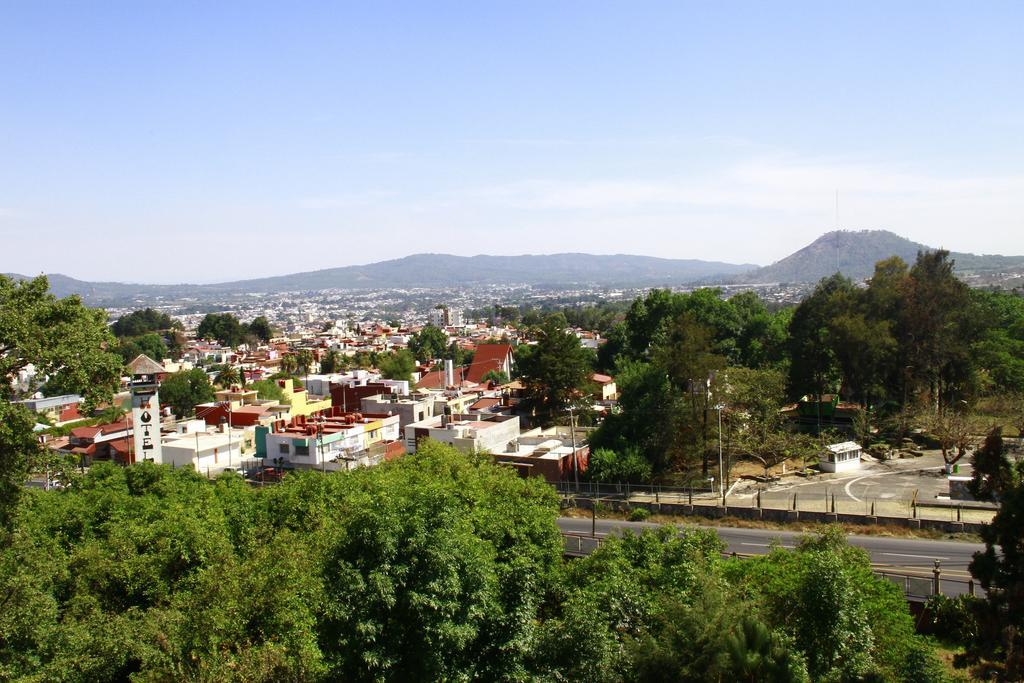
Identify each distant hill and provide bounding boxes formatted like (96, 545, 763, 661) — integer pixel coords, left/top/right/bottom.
(207, 253, 756, 292)
(5, 253, 756, 304)
(734, 230, 1024, 284)
(11, 232, 1023, 305)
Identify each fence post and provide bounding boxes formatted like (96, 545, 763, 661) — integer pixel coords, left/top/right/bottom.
(933, 559, 942, 596)
(756, 489, 762, 509)
(968, 579, 975, 597)
(792, 493, 797, 511)
(831, 493, 836, 513)
(591, 501, 596, 538)
(957, 505, 962, 522)
(655, 487, 659, 503)
(870, 500, 876, 517)
(689, 487, 693, 505)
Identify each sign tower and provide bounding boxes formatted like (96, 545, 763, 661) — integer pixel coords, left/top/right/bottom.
(127, 355, 164, 464)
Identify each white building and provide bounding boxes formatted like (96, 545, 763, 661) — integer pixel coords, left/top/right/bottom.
(162, 424, 245, 476)
(404, 413, 520, 454)
(820, 441, 863, 473)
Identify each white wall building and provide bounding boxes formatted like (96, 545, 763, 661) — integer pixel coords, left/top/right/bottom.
(162, 426, 245, 476)
(820, 441, 863, 473)
(404, 413, 520, 454)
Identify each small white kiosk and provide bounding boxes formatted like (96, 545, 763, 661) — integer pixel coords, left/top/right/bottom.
(820, 441, 862, 473)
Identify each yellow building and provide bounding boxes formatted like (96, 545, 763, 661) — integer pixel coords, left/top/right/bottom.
(275, 378, 332, 418)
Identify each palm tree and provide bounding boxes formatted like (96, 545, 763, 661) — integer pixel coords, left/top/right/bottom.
(215, 367, 240, 388)
(280, 354, 298, 375)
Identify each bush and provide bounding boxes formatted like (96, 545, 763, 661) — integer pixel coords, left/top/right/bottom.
(925, 594, 979, 644)
(628, 507, 651, 522)
(587, 447, 652, 484)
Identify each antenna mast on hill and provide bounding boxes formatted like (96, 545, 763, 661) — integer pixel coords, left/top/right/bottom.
(834, 189, 840, 275)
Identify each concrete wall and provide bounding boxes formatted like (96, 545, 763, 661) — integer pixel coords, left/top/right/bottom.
(563, 496, 987, 535)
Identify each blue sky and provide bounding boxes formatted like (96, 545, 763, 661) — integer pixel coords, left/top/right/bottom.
(2, 1, 1022, 282)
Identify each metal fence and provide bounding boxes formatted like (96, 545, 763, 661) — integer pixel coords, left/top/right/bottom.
(555, 481, 998, 524)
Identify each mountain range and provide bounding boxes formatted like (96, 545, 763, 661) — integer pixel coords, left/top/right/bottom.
(7, 230, 1024, 305)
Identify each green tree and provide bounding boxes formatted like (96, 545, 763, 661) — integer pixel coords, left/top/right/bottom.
(110, 307, 175, 337)
(591, 359, 679, 473)
(517, 314, 595, 427)
(295, 349, 314, 378)
(196, 313, 247, 347)
(377, 349, 416, 384)
(586, 447, 652, 484)
(481, 369, 509, 385)
(1, 275, 122, 406)
(319, 349, 345, 374)
(247, 315, 274, 343)
(0, 402, 40, 529)
(408, 324, 448, 362)
(214, 366, 240, 388)
(279, 353, 298, 375)
(652, 312, 726, 476)
(786, 274, 850, 404)
(160, 368, 216, 418)
(965, 427, 1024, 679)
(249, 378, 286, 402)
(900, 250, 977, 408)
(116, 331, 169, 364)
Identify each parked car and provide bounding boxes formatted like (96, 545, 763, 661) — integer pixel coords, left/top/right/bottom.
(259, 467, 285, 482)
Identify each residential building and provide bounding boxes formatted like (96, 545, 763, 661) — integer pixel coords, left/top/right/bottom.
(491, 429, 590, 483)
(14, 394, 84, 424)
(162, 422, 245, 475)
(465, 343, 514, 384)
(67, 418, 134, 464)
(404, 413, 519, 454)
(259, 410, 402, 471)
(274, 377, 332, 418)
(591, 373, 618, 402)
(359, 393, 435, 429)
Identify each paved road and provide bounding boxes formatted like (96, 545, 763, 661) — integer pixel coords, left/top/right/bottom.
(557, 516, 983, 575)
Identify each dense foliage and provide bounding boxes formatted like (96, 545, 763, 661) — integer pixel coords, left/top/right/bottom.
(0, 439, 945, 682)
(1, 275, 123, 406)
(515, 313, 596, 427)
(110, 307, 182, 363)
(407, 324, 449, 362)
(159, 368, 216, 418)
(1, 275, 124, 526)
(110, 308, 176, 338)
(591, 250, 1024, 479)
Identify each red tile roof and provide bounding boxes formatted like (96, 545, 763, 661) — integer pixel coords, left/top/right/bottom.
(416, 366, 470, 390)
(70, 425, 102, 439)
(465, 344, 513, 384)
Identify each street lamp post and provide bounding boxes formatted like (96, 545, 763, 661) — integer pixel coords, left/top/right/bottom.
(717, 404, 724, 503)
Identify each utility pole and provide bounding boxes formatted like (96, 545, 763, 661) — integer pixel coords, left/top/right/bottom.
(568, 407, 579, 492)
(227, 400, 233, 471)
(718, 404, 724, 503)
(319, 414, 326, 474)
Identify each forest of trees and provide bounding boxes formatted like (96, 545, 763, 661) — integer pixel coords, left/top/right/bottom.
(584, 251, 1024, 481)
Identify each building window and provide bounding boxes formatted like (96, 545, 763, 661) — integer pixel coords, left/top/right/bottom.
(279, 443, 289, 454)
(295, 444, 309, 456)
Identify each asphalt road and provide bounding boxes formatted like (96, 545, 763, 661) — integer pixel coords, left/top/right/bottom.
(557, 516, 983, 575)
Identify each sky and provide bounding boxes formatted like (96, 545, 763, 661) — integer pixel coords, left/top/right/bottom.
(1, 1, 1023, 283)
